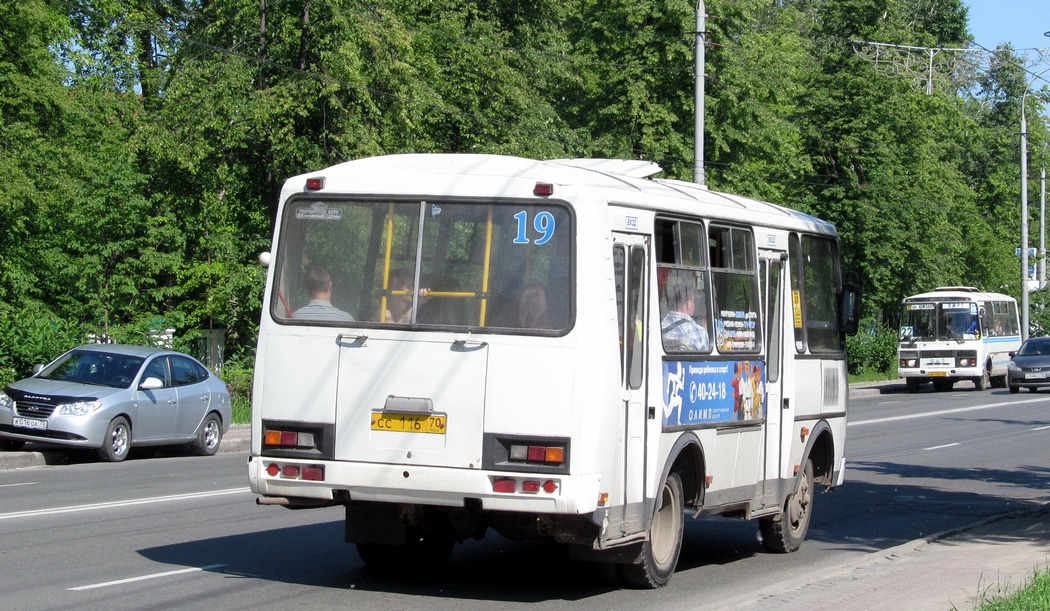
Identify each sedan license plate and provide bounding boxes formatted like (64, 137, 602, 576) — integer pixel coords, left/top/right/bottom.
(1025, 372, 1046, 379)
(371, 412, 447, 434)
(12, 417, 47, 430)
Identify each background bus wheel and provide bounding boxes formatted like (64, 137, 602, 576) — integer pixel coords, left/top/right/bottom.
(619, 471, 684, 589)
(975, 369, 990, 391)
(905, 378, 921, 393)
(760, 459, 813, 553)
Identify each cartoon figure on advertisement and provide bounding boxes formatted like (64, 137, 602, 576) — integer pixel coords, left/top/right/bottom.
(739, 362, 753, 420)
(663, 361, 685, 425)
(731, 361, 743, 419)
(750, 363, 765, 419)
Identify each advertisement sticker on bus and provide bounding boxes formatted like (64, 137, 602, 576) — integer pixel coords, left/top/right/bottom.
(661, 360, 767, 427)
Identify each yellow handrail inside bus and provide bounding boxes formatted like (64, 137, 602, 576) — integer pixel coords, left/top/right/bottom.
(380, 203, 395, 322)
(479, 205, 494, 326)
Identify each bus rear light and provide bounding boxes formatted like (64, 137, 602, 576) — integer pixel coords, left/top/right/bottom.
(598, 492, 609, 506)
(305, 177, 325, 190)
(265, 462, 325, 481)
(522, 481, 540, 493)
(543, 480, 558, 493)
(263, 429, 316, 449)
(533, 182, 554, 197)
(493, 478, 516, 493)
(510, 443, 566, 466)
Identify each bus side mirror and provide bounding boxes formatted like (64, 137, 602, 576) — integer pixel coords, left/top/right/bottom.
(840, 283, 861, 336)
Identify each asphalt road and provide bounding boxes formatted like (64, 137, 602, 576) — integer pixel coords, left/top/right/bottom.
(0, 383, 1047, 610)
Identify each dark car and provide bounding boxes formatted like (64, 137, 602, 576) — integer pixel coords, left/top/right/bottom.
(1007, 336, 1050, 394)
(0, 344, 231, 461)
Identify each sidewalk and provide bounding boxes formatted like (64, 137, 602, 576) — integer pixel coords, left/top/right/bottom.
(710, 506, 1050, 610)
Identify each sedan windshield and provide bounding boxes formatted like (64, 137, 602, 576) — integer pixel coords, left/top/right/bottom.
(38, 350, 145, 388)
(1017, 338, 1050, 357)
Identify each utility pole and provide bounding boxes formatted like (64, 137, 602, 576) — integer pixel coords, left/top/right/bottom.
(694, 1, 705, 185)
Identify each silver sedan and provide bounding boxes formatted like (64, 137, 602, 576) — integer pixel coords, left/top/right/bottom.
(0, 344, 231, 461)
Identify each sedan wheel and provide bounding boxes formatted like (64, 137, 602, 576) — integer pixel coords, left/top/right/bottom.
(192, 413, 223, 456)
(1009, 384, 1020, 394)
(98, 416, 131, 462)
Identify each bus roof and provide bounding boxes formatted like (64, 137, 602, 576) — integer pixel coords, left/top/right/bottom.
(902, 287, 1016, 303)
(280, 154, 838, 236)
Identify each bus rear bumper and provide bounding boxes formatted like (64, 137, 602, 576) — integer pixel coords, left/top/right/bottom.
(248, 454, 603, 515)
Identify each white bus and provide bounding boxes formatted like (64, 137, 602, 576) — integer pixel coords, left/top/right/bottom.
(247, 154, 860, 588)
(897, 287, 1021, 392)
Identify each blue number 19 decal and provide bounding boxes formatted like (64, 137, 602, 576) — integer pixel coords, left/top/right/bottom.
(513, 210, 556, 245)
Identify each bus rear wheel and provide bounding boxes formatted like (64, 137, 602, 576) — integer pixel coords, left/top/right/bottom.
(619, 471, 684, 589)
(760, 459, 813, 553)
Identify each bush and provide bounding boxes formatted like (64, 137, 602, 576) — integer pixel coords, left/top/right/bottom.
(218, 354, 255, 424)
(0, 306, 84, 387)
(846, 322, 898, 376)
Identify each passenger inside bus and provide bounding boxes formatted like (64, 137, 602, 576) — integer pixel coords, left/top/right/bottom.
(661, 284, 710, 352)
(382, 268, 430, 323)
(292, 266, 355, 322)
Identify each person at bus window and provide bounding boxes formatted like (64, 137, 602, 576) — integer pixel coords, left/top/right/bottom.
(292, 266, 354, 321)
(661, 284, 710, 351)
(965, 316, 980, 338)
(993, 319, 1004, 336)
(518, 284, 551, 329)
(383, 269, 429, 323)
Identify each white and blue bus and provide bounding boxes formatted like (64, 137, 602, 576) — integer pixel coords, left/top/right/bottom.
(247, 154, 860, 588)
(897, 287, 1021, 392)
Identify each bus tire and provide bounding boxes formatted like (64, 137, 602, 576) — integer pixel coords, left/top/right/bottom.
(975, 369, 990, 391)
(905, 378, 921, 393)
(619, 471, 684, 589)
(760, 459, 813, 553)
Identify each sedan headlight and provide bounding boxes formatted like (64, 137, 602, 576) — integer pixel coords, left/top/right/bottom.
(56, 401, 103, 416)
(1007, 361, 1020, 372)
(0, 392, 11, 410)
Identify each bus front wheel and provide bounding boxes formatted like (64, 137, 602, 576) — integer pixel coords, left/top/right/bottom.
(619, 471, 684, 589)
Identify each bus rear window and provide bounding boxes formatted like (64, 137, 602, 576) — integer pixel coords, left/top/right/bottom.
(271, 198, 573, 333)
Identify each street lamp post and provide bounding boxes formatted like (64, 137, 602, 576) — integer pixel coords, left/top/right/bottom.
(1021, 67, 1050, 339)
(694, 1, 705, 185)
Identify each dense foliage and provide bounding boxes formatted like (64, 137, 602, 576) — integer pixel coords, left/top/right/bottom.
(1, 0, 1049, 384)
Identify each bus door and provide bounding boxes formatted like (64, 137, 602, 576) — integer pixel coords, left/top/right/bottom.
(613, 233, 648, 529)
(758, 250, 786, 506)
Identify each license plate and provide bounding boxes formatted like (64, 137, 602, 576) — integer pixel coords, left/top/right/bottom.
(371, 412, 447, 434)
(928, 371, 947, 377)
(1025, 373, 1046, 379)
(12, 417, 47, 430)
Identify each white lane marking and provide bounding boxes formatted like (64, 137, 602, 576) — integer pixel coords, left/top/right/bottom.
(0, 482, 37, 488)
(924, 443, 960, 451)
(849, 397, 1047, 427)
(1034, 425, 1050, 431)
(68, 564, 227, 591)
(0, 487, 249, 521)
(876, 401, 901, 405)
